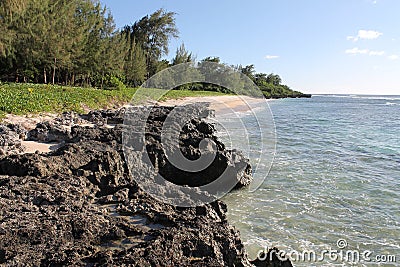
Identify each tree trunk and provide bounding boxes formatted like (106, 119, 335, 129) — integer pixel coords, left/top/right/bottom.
(52, 58, 57, 85)
(44, 68, 47, 84)
(100, 71, 104, 89)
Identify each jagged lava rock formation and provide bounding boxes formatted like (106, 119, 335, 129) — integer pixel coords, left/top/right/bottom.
(0, 104, 291, 266)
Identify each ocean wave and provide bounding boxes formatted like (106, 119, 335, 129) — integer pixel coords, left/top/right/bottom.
(314, 95, 400, 101)
(385, 102, 399, 106)
(313, 94, 351, 98)
(352, 96, 400, 100)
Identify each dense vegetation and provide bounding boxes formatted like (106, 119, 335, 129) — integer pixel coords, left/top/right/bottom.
(0, 83, 226, 119)
(0, 0, 309, 100)
(238, 64, 310, 98)
(167, 54, 310, 98)
(0, 0, 177, 87)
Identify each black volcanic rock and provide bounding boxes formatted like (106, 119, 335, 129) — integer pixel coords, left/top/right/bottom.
(0, 104, 289, 266)
(250, 247, 293, 267)
(81, 108, 125, 125)
(138, 105, 252, 189)
(27, 121, 71, 142)
(0, 124, 26, 156)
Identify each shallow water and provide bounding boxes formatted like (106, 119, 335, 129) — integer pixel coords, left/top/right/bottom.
(221, 95, 400, 266)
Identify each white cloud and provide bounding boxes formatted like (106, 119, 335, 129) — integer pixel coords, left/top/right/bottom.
(265, 55, 279, 59)
(388, 54, 399, 60)
(347, 30, 383, 42)
(359, 30, 382, 40)
(369, 50, 385, 56)
(345, 47, 369, 55)
(347, 36, 358, 41)
(345, 48, 387, 56)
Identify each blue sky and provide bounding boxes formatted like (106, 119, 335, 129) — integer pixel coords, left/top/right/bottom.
(101, 0, 400, 95)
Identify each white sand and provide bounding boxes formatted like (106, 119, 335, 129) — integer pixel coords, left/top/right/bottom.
(21, 141, 62, 154)
(160, 95, 268, 113)
(4, 113, 58, 130)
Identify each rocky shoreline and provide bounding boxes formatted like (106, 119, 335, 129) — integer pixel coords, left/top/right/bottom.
(0, 104, 292, 266)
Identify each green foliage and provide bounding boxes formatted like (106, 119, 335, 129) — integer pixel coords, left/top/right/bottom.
(0, 2, 179, 88)
(172, 43, 194, 65)
(160, 89, 227, 101)
(0, 83, 229, 117)
(163, 57, 301, 98)
(238, 65, 309, 98)
(123, 42, 147, 86)
(240, 64, 255, 81)
(104, 75, 126, 91)
(123, 8, 179, 78)
(0, 83, 137, 115)
(0, 0, 29, 56)
(0, 1, 308, 99)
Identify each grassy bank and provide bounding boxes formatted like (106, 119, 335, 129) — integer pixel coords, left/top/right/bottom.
(0, 83, 227, 119)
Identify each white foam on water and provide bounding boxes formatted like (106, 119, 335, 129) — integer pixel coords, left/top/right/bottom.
(385, 101, 399, 105)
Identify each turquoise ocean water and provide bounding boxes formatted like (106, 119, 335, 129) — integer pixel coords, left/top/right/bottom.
(221, 95, 400, 266)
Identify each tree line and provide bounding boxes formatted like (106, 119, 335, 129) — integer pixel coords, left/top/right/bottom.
(165, 51, 309, 98)
(0, 0, 177, 88)
(0, 0, 310, 97)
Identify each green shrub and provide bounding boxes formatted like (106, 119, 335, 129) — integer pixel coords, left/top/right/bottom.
(104, 75, 126, 91)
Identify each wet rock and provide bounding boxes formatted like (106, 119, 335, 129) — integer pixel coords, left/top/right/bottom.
(197, 120, 215, 134)
(250, 248, 293, 267)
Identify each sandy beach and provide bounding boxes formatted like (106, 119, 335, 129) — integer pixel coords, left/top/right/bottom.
(161, 95, 268, 113)
(4, 95, 267, 127)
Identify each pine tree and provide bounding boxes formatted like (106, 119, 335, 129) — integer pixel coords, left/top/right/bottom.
(124, 42, 147, 86)
(0, 0, 28, 56)
(172, 43, 193, 65)
(130, 9, 179, 77)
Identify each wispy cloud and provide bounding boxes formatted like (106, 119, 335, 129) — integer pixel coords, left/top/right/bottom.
(347, 36, 357, 42)
(347, 30, 383, 42)
(369, 50, 385, 56)
(345, 47, 369, 55)
(265, 55, 279, 59)
(388, 54, 399, 60)
(345, 48, 385, 56)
